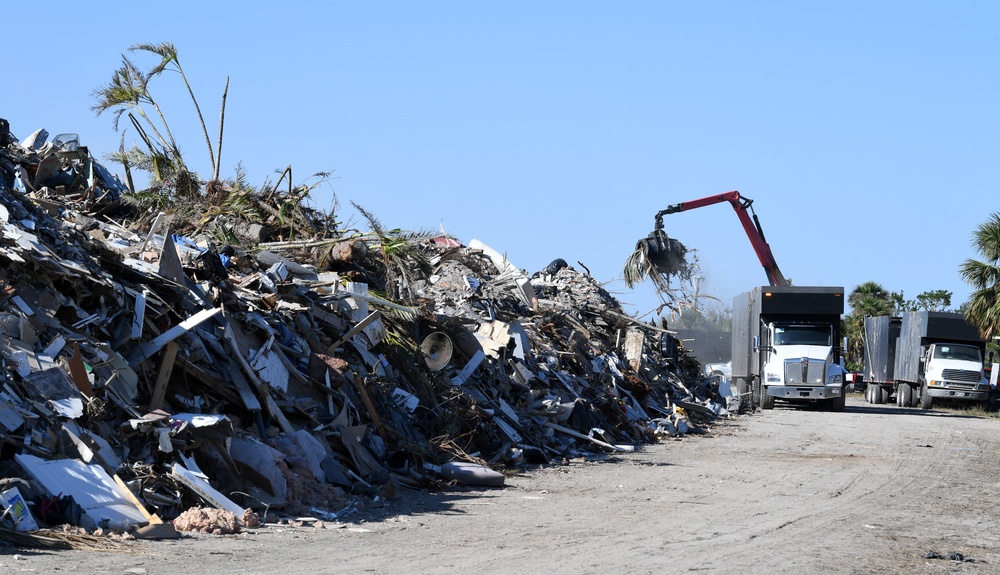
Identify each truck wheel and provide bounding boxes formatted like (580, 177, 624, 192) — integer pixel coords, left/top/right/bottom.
(832, 393, 846, 412)
(899, 383, 913, 408)
(751, 379, 761, 409)
(920, 381, 933, 410)
(865, 385, 873, 403)
(872, 385, 883, 404)
(761, 387, 775, 410)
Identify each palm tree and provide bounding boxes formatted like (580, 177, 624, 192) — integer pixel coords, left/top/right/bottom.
(130, 42, 219, 180)
(844, 281, 894, 369)
(960, 213, 1000, 339)
(848, 281, 894, 316)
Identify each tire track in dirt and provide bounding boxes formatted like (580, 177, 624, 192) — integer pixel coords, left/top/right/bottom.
(13, 394, 1000, 575)
(669, 399, 975, 572)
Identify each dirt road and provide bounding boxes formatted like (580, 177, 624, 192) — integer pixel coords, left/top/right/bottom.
(5, 393, 1000, 574)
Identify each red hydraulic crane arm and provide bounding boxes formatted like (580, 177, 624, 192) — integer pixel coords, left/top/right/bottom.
(654, 190, 789, 287)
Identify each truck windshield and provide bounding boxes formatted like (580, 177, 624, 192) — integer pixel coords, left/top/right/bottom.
(773, 324, 832, 346)
(933, 344, 982, 362)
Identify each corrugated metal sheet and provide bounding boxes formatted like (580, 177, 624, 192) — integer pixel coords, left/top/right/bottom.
(14, 453, 149, 529)
(863, 316, 900, 384)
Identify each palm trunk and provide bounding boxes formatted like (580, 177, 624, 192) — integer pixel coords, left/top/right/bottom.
(175, 61, 216, 178)
(215, 77, 229, 181)
(146, 95, 180, 160)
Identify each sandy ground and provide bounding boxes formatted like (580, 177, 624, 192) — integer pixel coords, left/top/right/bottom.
(4, 392, 1000, 575)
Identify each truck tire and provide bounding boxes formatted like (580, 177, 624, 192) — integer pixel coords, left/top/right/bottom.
(899, 383, 913, 408)
(751, 378, 761, 409)
(761, 386, 775, 410)
(832, 392, 846, 412)
(865, 385, 874, 403)
(920, 380, 933, 410)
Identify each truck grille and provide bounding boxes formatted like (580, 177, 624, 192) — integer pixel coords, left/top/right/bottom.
(784, 359, 825, 385)
(941, 369, 981, 383)
(944, 382, 978, 391)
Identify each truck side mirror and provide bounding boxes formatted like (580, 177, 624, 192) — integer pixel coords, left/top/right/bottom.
(753, 336, 760, 353)
(842, 336, 849, 351)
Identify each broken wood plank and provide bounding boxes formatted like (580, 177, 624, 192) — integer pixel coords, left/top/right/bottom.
(221, 311, 294, 433)
(325, 311, 382, 354)
(543, 422, 633, 452)
(68, 343, 93, 396)
(148, 341, 179, 411)
(349, 373, 390, 441)
(112, 474, 162, 525)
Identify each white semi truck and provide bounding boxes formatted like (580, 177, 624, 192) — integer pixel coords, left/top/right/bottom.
(863, 311, 988, 409)
(732, 286, 848, 411)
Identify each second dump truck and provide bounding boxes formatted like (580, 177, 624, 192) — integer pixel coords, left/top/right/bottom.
(863, 311, 989, 409)
(732, 286, 848, 411)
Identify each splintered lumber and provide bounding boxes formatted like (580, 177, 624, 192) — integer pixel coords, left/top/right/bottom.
(543, 422, 632, 452)
(112, 474, 163, 525)
(326, 311, 382, 353)
(220, 311, 294, 433)
(149, 341, 179, 411)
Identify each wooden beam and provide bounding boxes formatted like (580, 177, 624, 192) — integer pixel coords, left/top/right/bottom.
(349, 373, 390, 442)
(113, 474, 162, 525)
(543, 422, 633, 453)
(148, 341, 178, 411)
(325, 311, 381, 354)
(221, 311, 294, 433)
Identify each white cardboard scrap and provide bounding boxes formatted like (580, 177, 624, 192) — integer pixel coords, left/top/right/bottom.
(1, 486, 39, 531)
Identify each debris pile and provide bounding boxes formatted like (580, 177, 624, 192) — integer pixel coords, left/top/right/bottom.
(0, 121, 736, 542)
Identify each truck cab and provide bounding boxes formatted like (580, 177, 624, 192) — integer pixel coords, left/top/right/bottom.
(733, 286, 847, 412)
(760, 321, 846, 408)
(921, 342, 988, 403)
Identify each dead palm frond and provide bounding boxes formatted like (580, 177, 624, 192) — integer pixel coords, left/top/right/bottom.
(92, 55, 178, 161)
(0, 527, 134, 552)
(131, 42, 218, 178)
(623, 230, 692, 292)
(351, 202, 436, 299)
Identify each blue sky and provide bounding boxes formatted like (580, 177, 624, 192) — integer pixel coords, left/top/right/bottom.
(3, 1, 997, 320)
